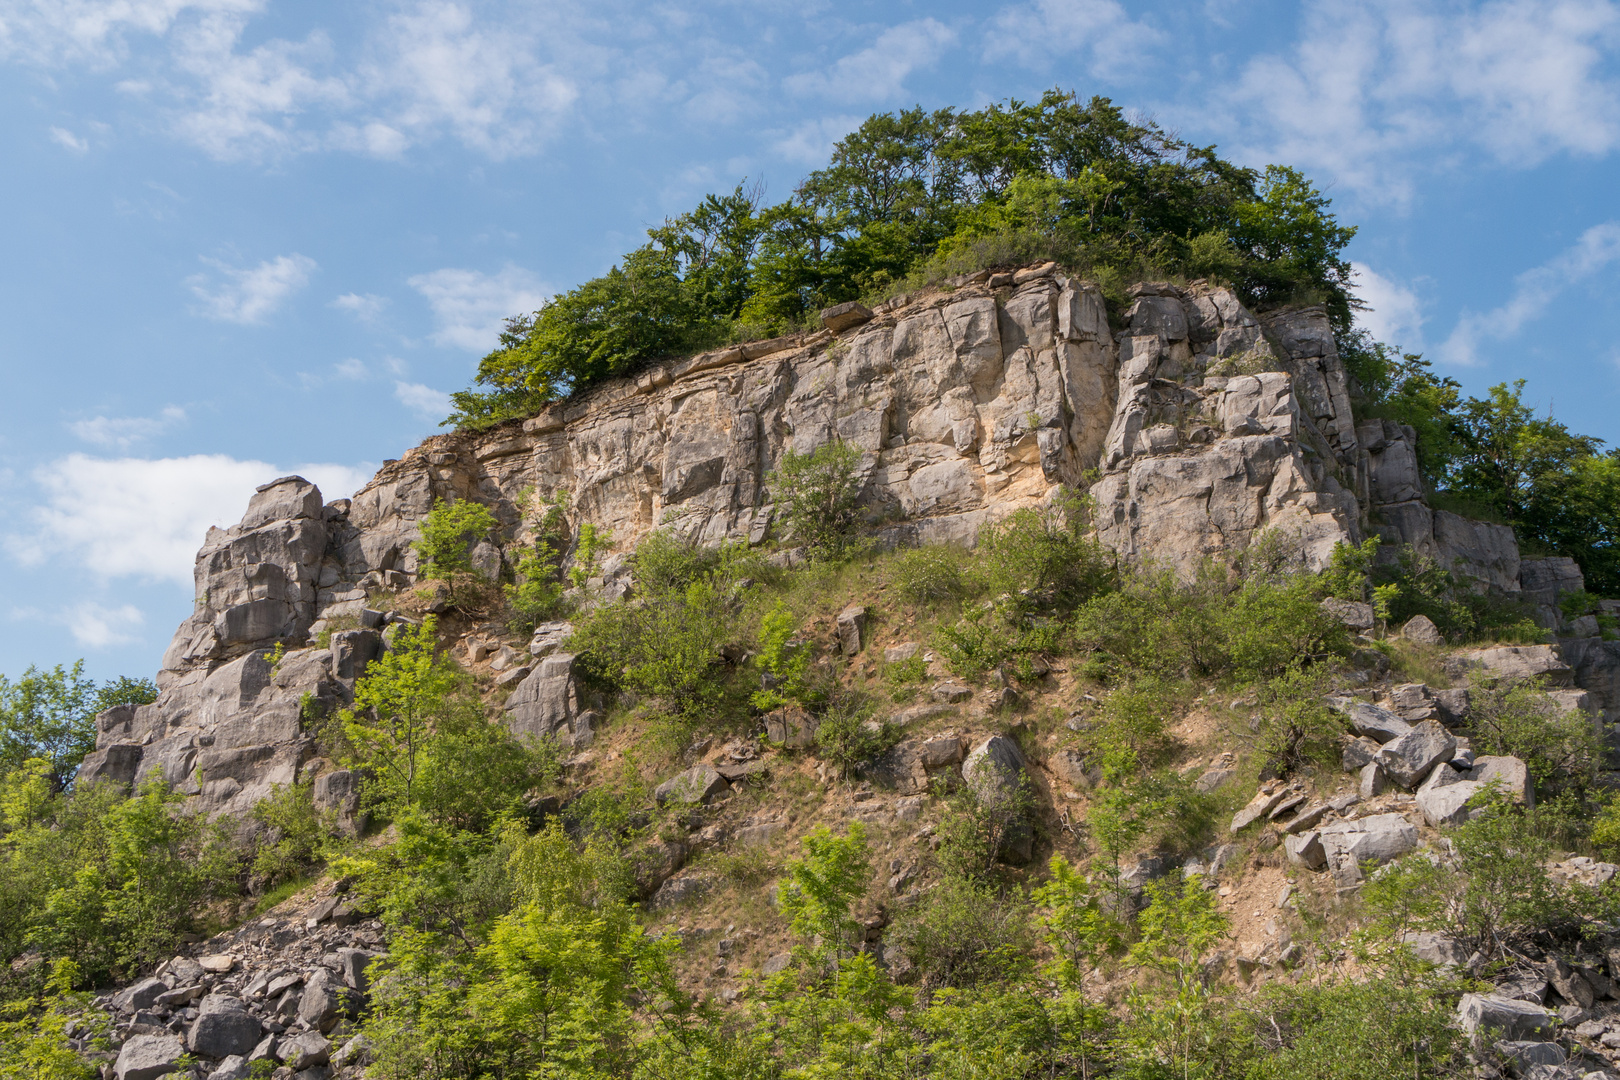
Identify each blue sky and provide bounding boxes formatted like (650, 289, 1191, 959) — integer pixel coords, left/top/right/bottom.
(2, 0, 1619, 683)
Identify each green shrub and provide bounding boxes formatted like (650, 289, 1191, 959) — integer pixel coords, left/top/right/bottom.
(770, 440, 865, 558)
(750, 602, 813, 711)
(1362, 792, 1602, 960)
(777, 823, 871, 968)
(1244, 971, 1470, 1080)
(341, 617, 557, 830)
(932, 775, 1037, 881)
(1370, 545, 1546, 643)
(812, 695, 893, 779)
(974, 493, 1116, 616)
(1073, 562, 1345, 684)
(413, 498, 499, 601)
(248, 780, 332, 891)
(1466, 678, 1601, 800)
(3, 775, 236, 986)
(569, 581, 734, 720)
(893, 546, 972, 605)
(886, 874, 1033, 991)
(504, 492, 569, 632)
(1247, 667, 1345, 776)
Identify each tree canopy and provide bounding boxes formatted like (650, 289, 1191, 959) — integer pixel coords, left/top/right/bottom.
(1345, 338, 1620, 595)
(448, 90, 1358, 429)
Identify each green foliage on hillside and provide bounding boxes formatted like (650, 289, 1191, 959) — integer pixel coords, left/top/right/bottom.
(0, 664, 156, 792)
(1346, 338, 1620, 596)
(0, 771, 236, 989)
(449, 90, 1358, 428)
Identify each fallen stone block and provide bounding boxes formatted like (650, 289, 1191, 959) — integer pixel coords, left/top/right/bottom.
(1456, 993, 1556, 1041)
(654, 764, 728, 806)
(1374, 719, 1456, 789)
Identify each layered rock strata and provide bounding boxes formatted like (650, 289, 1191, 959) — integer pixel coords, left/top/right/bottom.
(90, 268, 1620, 818)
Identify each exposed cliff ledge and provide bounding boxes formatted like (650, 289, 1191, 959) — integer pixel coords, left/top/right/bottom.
(78, 266, 1599, 818)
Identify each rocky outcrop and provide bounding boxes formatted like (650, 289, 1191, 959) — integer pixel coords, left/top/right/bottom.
(1090, 294, 1366, 573)
(122, 266, 1615, 823)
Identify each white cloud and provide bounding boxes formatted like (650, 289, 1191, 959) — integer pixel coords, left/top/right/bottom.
(984, 0, 1164, 76)
(188, 252, 315, 324)
(330, 291, 388, 321)
(1438, 221, 1620, 366)
(772, 114, 862, 165)
(1211, 0, 1620, 205)
(1352, 264, 1425, 351)
(407, 263, 548, 350)
(69, 404, 187, 449)
(6, 453, 374, 585)
(0, 0, 261, 66)
(394, 380, 451, 420)
(333, 357, 368, 380)
(64, 602, 145, 648)
(48, 125, 89, 152)
(784, 19, 956, 103)
(356, 0, 580, 159)
(166, 12, 348, 160)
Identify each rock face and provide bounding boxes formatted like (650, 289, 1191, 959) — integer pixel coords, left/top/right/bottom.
(125, 271, 1584, 823)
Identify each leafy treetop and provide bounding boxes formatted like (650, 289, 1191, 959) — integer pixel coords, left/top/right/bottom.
(449, 89, 1358, 429)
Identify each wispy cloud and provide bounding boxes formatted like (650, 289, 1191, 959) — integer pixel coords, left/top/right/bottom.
(48, 125, 89, 152)
(0, 0, 261, 67)
(772, 114, 862, 165)
(394, 380, 451, 420)
(166, 11, 348, 160)
(5, 453, 374, 585)
(407, 263, 548, 350)
(331, 292, 388, 321)
(188, 252, 315, 324)
(784, 19, 956, 103)
(63, 602, 145, 647)
(984, 0, 1164, 77)
(69, 405, 187, 449)
(355, 0, 580, 160)
(1352, 264, 1426, 352)
(1438, 221, 1620, 366)
(1208, 0, 1620, 205)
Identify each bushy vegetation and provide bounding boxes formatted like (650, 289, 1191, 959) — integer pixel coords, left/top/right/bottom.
(449, 90, 1359, 428)
(413, 497, 498, 603)
(0, 663, 155, 791)
(10, 506, 1616, 1078)
(1346, 341, 1620, 596)
(0, 769, 236, 990)
(769, 440, 866, 559)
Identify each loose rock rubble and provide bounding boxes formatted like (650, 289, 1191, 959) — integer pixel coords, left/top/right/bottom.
(94, 883, 381, 1080)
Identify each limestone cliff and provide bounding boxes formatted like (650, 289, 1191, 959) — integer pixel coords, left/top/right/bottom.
(74, 265, 1618, 816)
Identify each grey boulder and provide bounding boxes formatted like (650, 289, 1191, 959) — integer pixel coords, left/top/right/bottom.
(1403, 931, 1469, 967)
(1332, 699, 1412, 744)
(280, 1030, 332, 1070)
(1374, 719, 1456, 789)
(114, 1033, 187, 1080)
(836, 604, 867, 655)
(115, 976, 169, 1013)
(206, 1057, 252, 1080)
(1321, 597, 1374, 631)
(963, 735, 1032, 863)
(1471, 755, 1534, 806)
(1401, 614, 1443, 645)
(1317, 813, 1418, 883)
(188, 997, 262, 1059)
(1456, 992, 1556, 1041)
(654, 764, 728, 806)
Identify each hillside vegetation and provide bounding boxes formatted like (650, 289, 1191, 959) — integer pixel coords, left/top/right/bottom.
(2, 90, 1620, 1080)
